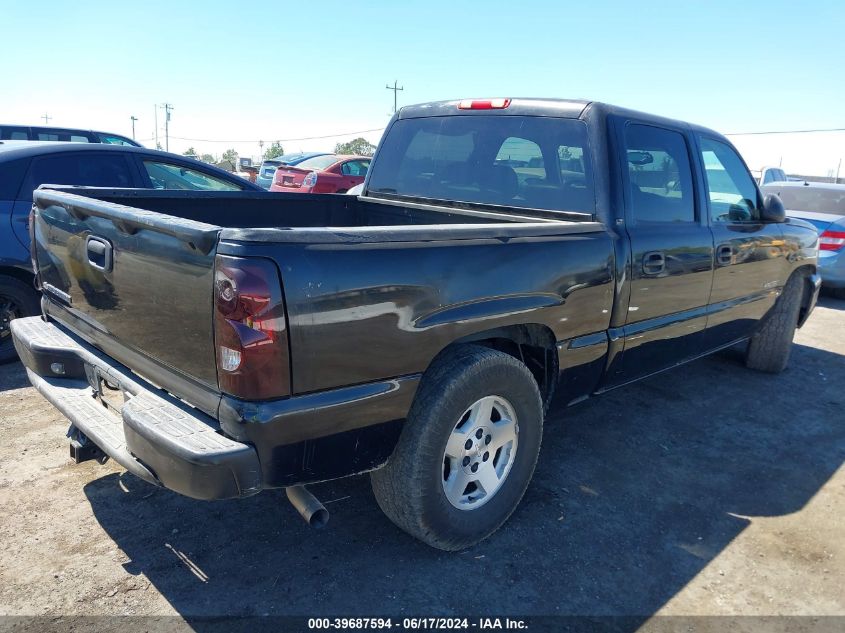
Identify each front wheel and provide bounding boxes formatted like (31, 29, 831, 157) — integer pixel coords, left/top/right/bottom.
(371, 345, 543, 551)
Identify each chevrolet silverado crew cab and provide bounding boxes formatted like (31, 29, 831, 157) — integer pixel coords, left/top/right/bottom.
(13, 98, 820, 551)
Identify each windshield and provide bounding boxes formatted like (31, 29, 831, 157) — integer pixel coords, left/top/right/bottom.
(367, 115, 595, 214)
(294, 155, 339, 171)
(763, 185, 845, 215)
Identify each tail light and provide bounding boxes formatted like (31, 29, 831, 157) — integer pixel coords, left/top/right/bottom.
(302, 171, 318, 188)
(819, 229, 845, 251)
(214, 255, 290, 400)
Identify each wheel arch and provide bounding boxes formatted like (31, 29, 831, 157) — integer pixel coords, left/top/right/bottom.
(0, 265, 36, 288)
(792, 263, 818, 328)
(433, 323, 558, 412)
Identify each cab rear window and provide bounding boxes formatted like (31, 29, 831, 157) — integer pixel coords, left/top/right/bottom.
(368, 116, 595, 214)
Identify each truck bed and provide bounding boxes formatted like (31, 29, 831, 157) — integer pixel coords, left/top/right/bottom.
(31, 186, 610, 418)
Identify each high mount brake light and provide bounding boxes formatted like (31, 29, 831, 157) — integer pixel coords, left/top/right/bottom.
(819, 229, 845, 251)
(214, 255, 290, 400)
(457, 98, 512, 110)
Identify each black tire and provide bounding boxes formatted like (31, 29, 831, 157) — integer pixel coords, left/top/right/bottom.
(745, 273, 804, 373)
(0, 275, 40, 364)
(371, 344, 543, 551)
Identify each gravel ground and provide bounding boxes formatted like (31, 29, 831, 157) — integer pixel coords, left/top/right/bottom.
(0, 297, 842, 629)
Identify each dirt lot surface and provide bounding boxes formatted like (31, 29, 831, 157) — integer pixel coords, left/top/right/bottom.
(0, 297, 843, 630)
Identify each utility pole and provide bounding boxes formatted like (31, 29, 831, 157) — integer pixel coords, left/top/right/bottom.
(385, 80, 404, 114)
(41, 113, 52, 125)
(259, 140, 264, 160)
(130, 116, 138, 140)
(161, 103, 174, 152)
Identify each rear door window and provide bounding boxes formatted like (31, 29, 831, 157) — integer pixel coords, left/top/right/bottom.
(26, 153, 135, 190)
(367, 115, 595, 214)
(0, 126, 30, 140)
(32, 128, 95, 142)
(624, 124, 696, 223)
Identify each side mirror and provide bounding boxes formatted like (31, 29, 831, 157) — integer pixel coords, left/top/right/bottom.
(761, 193, 786, 223)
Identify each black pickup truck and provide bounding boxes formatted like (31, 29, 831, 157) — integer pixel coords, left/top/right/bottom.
(12, 98, 820, 550)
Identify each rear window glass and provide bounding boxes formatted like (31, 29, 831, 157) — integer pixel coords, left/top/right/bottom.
(295, 155, 338, 171)
(367, 116, 595, 214)
(762, 185, 845, 215)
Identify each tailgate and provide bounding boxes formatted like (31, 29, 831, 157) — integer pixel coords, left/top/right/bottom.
(32, 188, 221, 388)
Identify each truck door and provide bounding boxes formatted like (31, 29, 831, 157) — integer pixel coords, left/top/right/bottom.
(616, 122, 715, 381)
(696, 136, 788, 347)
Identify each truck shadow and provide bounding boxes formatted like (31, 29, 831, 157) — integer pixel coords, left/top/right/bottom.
(82, 340, 845, 628)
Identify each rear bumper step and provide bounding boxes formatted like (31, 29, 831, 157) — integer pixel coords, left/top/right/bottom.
(11, 316, 262, 500)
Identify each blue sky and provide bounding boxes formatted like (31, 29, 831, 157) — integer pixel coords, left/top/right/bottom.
(2, 0, 843, 174)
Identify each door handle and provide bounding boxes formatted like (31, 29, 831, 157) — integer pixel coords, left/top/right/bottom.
(717, 244, 733, 266)
(642, 251, 665, 275)
(86, 236, 113, 272)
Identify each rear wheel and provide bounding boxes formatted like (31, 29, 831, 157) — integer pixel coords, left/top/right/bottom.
(745, 273, 804, 373)
(0, 275, 40, 363)
(371, 345, 543, 551)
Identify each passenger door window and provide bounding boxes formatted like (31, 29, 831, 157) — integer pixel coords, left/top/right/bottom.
(142, 161, 243, 191)
(699, 137, 760, 222)
(625, 124, 695, 223)
(340, 160, 371, 177)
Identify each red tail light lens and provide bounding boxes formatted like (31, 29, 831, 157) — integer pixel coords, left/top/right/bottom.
(214, 255, 290, 400)
(302, 171, 318, 188)
(819, 229, 845, 251)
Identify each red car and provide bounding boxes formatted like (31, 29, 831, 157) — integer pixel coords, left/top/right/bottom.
(269, 154, 371, 194)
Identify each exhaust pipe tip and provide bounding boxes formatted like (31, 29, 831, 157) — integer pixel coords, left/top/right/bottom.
(286, 485, 329, 529)
(308, 506, 330, 529)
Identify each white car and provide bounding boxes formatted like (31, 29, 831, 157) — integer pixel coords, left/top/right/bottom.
(749, 166, 788, 186)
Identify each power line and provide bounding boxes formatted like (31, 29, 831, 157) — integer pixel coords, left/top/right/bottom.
(165, 127, 385, 144)
(726, 127, 845, 136)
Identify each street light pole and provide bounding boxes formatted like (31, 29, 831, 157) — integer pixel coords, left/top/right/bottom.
(130, 116, 138, 140)
(162, 103, 173, 152)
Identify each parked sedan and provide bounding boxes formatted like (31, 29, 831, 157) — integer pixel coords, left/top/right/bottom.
(0, 141, 262, 362)
(0, 124, 140, 146)
(763, 181, 845, 297)
(256, 152, 331, 189)
(270, 154, 370, 194)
